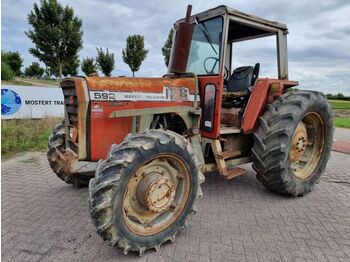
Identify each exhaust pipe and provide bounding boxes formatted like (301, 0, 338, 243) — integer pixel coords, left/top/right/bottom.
(168, 5, 194, 74)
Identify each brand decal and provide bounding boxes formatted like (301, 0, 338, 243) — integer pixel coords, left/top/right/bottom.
(89, 86, 197, 102)
(91, 104, 103, 113)
(91, 104, 104, 118)
(1, 89, 22, 115)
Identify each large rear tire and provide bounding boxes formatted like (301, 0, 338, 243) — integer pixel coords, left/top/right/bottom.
(47, 121, 91, 187)
(88, 130, 204, 255)
(252, 91, 333, 196)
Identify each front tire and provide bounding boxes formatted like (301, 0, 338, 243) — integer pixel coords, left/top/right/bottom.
(47, 121, 91, 187)
(252, 91, 333, 196)
(89, 130, 204, 255)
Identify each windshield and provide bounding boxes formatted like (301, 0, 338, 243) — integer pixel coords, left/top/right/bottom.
(186, 16, 223, 75)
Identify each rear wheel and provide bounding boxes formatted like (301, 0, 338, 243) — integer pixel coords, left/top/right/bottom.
(252, 91, 333, 196)
(47, 121, 91, 187)
(88, 130, 204, 255)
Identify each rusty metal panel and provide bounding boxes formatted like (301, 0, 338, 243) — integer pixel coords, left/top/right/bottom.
(60, 78, 90, 160)
(175, 5, 288, 32)
(85, 76, 198, 161)
(241, 78, 298, 133)
(75, 79, 89, 160)
(168, 5, 194, 74)
(84, 76, 196, 93)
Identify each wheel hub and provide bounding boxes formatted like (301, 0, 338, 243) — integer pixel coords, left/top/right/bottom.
(289, 122, 308, 163)
(122, 155, 191, 236)
(288, 112, 325, 180)
(136, 172, 176, 213)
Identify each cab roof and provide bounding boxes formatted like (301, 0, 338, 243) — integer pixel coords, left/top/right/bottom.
(175, 5, 288, 33)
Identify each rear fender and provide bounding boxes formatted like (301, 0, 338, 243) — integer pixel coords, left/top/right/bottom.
(241, 78, 298, 133)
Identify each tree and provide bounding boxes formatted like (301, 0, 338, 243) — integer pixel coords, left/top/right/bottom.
(52, 56, 80, 77)
(161, 28, 174, 67)
(1, 62, 14, 80)
(336, 93, 345, 100)
(43, 66, 54, 78)
(24, 62, 44, 78)
(25, 0, 83, 82)
(81, 57, 97, 76)
(62, 57, 80, 77)
(2, 51, 23, 76)
(122, 35, 148, 77)
(96, 48, 115, 76)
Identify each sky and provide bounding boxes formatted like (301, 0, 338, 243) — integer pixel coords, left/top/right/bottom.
(2, 0, 350, 95)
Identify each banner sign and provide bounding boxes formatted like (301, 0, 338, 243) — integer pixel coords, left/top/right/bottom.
(1, 85, 64, 119)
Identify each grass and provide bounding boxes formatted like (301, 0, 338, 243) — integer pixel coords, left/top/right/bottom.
(334, 117, 350, 129)
(1, 79, 33, 86)
(1, 77, 59, 87)
(32, 78, 59, 85)
(328, 99, 350, 110)
(327, 100, 350, 129)
(1, 117, 61, 160)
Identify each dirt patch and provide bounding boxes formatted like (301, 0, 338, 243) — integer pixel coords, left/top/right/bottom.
(334, 109, 350, 118)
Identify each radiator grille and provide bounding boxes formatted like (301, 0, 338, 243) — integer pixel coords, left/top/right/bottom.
(63, 85, 78, 153)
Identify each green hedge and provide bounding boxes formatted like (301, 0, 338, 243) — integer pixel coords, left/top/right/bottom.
(1, 61, 14, 80)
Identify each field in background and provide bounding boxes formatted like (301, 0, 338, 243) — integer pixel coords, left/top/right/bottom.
(329, 100, 350, 129)
(334, 117, 350, 129)
(1, 117, 61, 160)
(329, 99, 350, 110)
(2, 77, 58, 87)
(2, 79, 33, 86)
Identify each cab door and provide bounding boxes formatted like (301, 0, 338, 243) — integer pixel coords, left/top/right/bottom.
(184, 15, 227, 139)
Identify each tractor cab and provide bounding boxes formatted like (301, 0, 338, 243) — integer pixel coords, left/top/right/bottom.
(170, 5, 296, 139)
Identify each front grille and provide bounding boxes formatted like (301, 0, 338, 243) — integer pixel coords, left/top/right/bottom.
(62, 85, 79, 154)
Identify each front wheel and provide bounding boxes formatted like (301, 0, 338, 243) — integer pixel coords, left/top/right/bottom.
(47, 121, 91, 187)
(252, 91, 333, 196)
(88, 130, 204, 255)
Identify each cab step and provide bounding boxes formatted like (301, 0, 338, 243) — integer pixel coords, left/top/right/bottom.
(219, 126, 241, 135)
(222, 167, 247, 180)
(211, 140, 247, 180)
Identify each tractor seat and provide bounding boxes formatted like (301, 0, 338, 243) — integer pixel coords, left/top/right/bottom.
(226, 63, 260, 93)
(222, 63, 260, 108)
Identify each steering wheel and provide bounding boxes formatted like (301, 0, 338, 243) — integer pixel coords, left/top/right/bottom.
(224, 66, 230, 81)
(204, 57, 230, 81)
(203, 57, 219, 74)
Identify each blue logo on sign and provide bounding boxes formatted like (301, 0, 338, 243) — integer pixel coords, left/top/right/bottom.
(1, 88, 22, 115)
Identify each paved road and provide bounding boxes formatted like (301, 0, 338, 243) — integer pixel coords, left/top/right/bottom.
(2, 151, 350, 262)
(334, 128, 350, 142)
(333, 128, 350, 154)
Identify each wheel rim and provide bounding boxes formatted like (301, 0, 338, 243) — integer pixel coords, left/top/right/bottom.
(122, 154, 191, 236)
(289, 112, 324, 180)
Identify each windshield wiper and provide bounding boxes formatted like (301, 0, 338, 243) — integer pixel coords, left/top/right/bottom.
(194, 17, 218, 55)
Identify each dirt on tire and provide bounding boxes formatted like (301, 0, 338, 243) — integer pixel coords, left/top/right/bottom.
(47, 121, 92, 187)
(88, 129, 205, 255)
(252, 91, 333, 196)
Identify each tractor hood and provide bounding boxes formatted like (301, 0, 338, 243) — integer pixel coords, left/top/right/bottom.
(61, 76, 198, 103)
(60, 76, 199, 161)
(84, 76, 198, 103)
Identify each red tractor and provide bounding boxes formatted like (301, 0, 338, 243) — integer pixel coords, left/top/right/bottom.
(47, 5, 333, 255)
